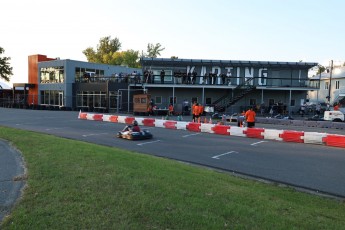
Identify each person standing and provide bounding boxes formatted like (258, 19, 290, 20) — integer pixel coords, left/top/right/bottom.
(245, 107, 256, 128)
(160, 69, 165, 84)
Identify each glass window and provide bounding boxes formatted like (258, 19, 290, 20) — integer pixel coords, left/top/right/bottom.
(205, 97, 212, 105)
(290, 99, 295, 107)
(268, 99, 275, 106)
(325, 82, 329, 90)
(169, 96, 177, 104)
(335, 81, 340, 89)
(155, 96, 162, 104)
(191, 97, 198, 104)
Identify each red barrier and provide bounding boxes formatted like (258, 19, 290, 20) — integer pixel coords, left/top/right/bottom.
(125, 117, 135, 124)
(279, 130, 304, 143)
(322, 135, 345, 148)
(109, 115, 118, 123)
(93, 114, 103, 121)
(212, 125, 230, 135)
(164, 121, 177, 129)
(186, 122, 201, 132)
(79, 113, 87, 119)
(142, 118, 155, 127)
(243, 128, 264, 139)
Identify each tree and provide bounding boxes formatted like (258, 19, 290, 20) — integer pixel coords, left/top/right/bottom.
(0, 47, 13, 82)
(82, 36, 141, 68)
(82, 36, 122, 64)
(317, 65, 325, 75)
(146, 43, 165, 58)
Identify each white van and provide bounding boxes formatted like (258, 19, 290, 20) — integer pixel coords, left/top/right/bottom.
(323, 110, 345, 122)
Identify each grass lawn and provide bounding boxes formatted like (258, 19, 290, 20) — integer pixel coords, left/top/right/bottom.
(1, 126, 345, 229)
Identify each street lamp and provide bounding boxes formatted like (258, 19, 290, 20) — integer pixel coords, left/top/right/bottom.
(327, 60, 334, 104)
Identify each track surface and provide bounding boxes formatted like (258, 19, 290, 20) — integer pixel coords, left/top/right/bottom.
(1, 108, 345, 198)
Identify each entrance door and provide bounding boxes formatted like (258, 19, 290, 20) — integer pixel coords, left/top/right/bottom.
(59, 92, 64, 107)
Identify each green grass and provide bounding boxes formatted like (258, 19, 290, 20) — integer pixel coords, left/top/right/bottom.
(1, 126, 345, 229)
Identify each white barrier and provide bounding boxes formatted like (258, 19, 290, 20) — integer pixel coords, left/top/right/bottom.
(176, 121, 188, 130)
(117, 116, 127, 124)
(102, 114, 112, 122)
(135, 117, 145, 126)
(200, 123, 215, 133)
(263, 129, 283, 141)
(303, 132, 327, 145)
(229, 126, 246, 137)
(154, 119, 166, 128)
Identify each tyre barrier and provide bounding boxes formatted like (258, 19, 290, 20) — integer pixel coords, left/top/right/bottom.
(78, 112, 345, 148)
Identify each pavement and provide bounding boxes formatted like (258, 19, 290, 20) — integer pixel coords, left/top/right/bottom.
(0, 139, 26, 224)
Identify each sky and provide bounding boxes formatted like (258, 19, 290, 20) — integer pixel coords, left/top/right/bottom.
(1, 0, 345, 86)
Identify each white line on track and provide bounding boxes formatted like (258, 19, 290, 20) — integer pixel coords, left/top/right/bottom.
(82, 132, 108, 137)
(212, 151, 238, 159)
(137, 140, 161, 146)
(182, 133, 201, 138)
(250, 141, 268, 146)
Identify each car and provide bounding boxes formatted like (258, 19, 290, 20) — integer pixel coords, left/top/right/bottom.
(117, 129, 153, 140)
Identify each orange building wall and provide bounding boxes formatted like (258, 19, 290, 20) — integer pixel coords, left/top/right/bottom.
(28, 55, 55, 105)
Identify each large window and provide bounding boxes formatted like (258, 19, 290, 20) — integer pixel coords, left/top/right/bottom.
(335, 81, 340, 90)
(325, 82, 329, 90)
(76, 91, 107, 109)
(75, 67, 105, 82)
(40, 67, 64, 83)
(40, 90, 62, 106)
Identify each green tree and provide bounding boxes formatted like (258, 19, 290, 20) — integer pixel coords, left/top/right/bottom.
(82, 36, 141, 68)
(82, 36, 122, 64)
(0, 47, 13, 82)
(146, 43, 165, 58)
(317, 65, 325, 75)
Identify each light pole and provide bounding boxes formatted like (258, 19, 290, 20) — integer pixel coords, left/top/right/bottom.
(327, 60, 333, 104)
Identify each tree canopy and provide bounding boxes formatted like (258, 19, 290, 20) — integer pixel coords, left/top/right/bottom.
(82, 36, 165, 68)
(146, 43, 165, 58)
(0, 47, 13, 82)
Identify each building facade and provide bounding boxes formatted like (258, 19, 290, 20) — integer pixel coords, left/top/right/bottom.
(138, 58, 318, 115)
(308, 66, 345, 108)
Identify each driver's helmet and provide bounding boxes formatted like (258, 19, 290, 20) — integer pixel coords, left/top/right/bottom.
(132, 120, 138, 126)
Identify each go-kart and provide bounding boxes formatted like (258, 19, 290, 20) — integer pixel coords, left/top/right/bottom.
(117, 126, 153, 140)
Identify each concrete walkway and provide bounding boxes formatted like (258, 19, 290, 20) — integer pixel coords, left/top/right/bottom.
(0, 139, 26, 224)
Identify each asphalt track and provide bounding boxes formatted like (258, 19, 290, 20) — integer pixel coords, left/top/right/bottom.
(1, 107, 345, 222)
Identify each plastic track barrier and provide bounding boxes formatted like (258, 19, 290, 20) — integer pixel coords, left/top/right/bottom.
(263, 129, 283, 141)
(142, 118, 155, 126)
(79, 112, 87, 119)
(109, 115, 118, 123)
(279, 130, 304, 143)
(186, 122, 201, 132)
(229, 126, 246, 137)
(93, 114, 103, 121)
(117, 116, 127, 124)
(322, 134, 345, 148)
(125, 117, 135, 125)
(154, 119, 166, 128)
(212, 125, 230, 135)
(244, 128, 264, 139)
(164, 121, 177, 129)
(200, 123, 215, 133)
(303, 132, 327, 145)
(176, 121, 188, 130)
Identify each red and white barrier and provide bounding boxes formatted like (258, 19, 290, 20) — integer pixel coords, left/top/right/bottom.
(78, 112, 345, 148)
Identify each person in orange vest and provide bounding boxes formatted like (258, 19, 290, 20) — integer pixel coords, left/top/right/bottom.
(168, 104, 174, 116)
(245, 107, 256, 128)
(193, 103, 200, 123)
(197, 104, 204, 123)
(192, 102, 197, 122)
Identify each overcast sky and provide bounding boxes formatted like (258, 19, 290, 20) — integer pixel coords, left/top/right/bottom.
(2, 0, 345, 85)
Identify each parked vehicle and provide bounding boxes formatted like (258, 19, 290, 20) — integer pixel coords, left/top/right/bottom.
(323, 110, 345, 122)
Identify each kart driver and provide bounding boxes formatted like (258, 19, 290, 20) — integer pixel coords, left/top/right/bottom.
(123, 120, 141, 133)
